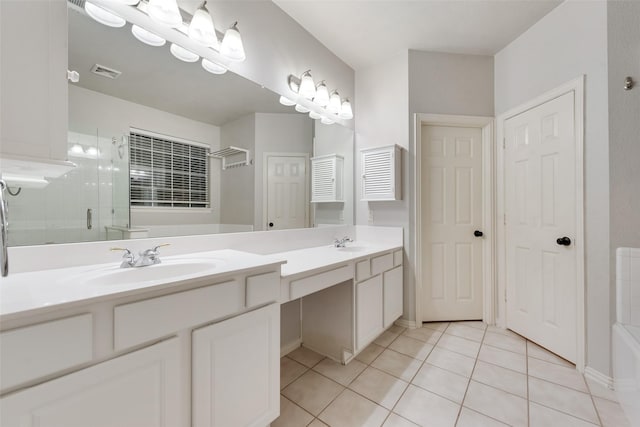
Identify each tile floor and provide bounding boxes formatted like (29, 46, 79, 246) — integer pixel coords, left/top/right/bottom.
(275, 322, 631, 427)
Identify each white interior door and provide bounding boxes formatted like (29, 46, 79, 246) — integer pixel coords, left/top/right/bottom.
(421, 125, 484, 321)
(266, 155, 307, 230)
(504, 91, 577, 363)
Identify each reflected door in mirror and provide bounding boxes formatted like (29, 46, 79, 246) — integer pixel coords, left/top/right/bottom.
(266, 156, 308, 230)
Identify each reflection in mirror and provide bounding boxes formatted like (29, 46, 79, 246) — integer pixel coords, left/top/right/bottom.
(6, 2, 353, 246)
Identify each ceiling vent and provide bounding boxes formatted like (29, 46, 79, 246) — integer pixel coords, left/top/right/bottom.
(90, 64, 122, 80)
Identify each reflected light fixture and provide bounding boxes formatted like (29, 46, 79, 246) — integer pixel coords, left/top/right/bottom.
(170, 43, 199, 62)
(84, 2, 126, 28)
(321, 117, 335, 125)
(314, 81, 330, 107)
(147, 0, 183, 28)
(188, 1, 218, 48)
(339, 99, 353, 120)
(220, 22, 246, 62)
(117, 0, 140, 4)
(279, 96, 296, 106)
(202, 58, 227, 74)
(295, 104, 310, 113)
(298, 70, 316, 99)
(131, 25, 166, 46)
(309, 111, 322, 120)
(327, 90, 341, 114)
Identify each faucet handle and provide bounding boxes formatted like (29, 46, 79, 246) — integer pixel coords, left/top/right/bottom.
(151, 243, 170, 252)
(110, 247, 132, 256)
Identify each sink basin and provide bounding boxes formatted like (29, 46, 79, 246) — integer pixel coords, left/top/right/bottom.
(337, 246, 367, 253)
(79, 259, 224, 286)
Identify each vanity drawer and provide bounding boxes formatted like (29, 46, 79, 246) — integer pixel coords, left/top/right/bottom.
(246, 271, 280, 307)
(0, 314, 93, 391)
(371, 253, 394, 276)
(290, 265, 352, 299)
(356, 259, 371, 282)
(114, 280, 242, 351)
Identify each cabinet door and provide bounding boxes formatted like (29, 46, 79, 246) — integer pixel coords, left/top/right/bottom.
(356, 275, 383, 350)
(193, 304, 279, 427)
(361, 145, 401, 201)
(0, 338, 182, 427)
(384, 266, 404, 328)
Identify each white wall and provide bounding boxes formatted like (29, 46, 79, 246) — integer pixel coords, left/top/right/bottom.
(494, 1, 610, 375)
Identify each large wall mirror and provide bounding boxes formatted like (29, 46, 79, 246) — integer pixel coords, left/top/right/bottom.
(7, 2, 354, 246)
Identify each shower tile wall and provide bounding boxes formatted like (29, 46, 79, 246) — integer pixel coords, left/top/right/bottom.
(617, 247, 640, 326)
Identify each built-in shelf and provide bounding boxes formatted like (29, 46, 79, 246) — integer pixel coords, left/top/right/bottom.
(208, 146, 251, 170)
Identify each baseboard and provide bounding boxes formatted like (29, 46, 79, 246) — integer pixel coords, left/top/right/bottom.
(395, 318, 418, 329)
(280, 338, 302, 358)
(584, 366, 615, 390)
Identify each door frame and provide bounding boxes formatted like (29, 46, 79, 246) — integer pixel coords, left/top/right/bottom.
(496, 76, 585, 372)
(414, 114, 495, 326)
(262, 152, 311, 231)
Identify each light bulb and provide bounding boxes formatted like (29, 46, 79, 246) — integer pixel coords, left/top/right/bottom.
(339, 98, 353, 120)
(279, 96, 296, 106)
(309, 111, 322, 120)
(220, 22, 246, 62)
(295, 104, 310, 113)
(115, 0, 139, 4)
(326, 90, 341, 114)
(170, 43, 199, 62)
(131, 25, 166, 46)
(321, 117, 335, 125)
(84, 2, 126, 28)
(147, 0, 183, 28)
(314, 81, 329, 107)
(298, 71, 316, 99)
(188, 2, 218, 47)
(202, 58, 227, 74)
(70, 144, 84, 155)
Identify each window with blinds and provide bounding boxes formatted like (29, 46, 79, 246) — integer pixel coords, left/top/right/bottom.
(129, 131, 209, 208)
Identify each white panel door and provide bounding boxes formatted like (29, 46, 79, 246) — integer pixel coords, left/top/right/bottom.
(0, 338, 182, 427)
(421, 125, 484, 321)
(504, 92, 577, 363)
(267, 156, 308, 230)
(192, 304, 279, 427)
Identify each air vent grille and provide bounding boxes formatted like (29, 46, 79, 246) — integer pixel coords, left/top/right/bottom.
(90, 64, 122, 80)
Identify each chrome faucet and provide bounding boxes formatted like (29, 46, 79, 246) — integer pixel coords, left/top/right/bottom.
(0, 180, 8, 277)
(333, 236, 353, 248)
(111, 244, 170, 268)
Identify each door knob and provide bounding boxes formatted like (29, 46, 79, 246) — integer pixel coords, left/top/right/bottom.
(474, 230, 483, 237)
(556, 236, 571, 246)
(268, 222, 274, 228)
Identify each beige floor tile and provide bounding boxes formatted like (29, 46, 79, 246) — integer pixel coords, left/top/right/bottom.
(371, 349, 422, 382)
(486, 326, 523, 339)
(458, 320, 487, 330)
(356, 343, 386, 365)
(527, 340, 575, 368)
(388, 324, 407, 335)
(349, 367, 408, 410)
(287, 346, 325, 368)
(463, 380, 528, 427)
(529, 402, 598, 427)
(483, 331, 526, 354)
(478, 344, 527, 374)
(445, 323, 486, 342)
(281, 357, 308, 389)
(411, 363, 469, 403)
(528, 376, 599, 424)
(426, 347, 476, 377)
(402, 327, 442, 344)
(282, 370, 345, 416)
(272, 396, 314, 427)
(436, 334, 481, 358)
(527, 357, 588, 392)
(471, 360, 527, 398)
(388, 335, 434, 361)
(313, 358, 367, 386)
(593, 396, 631, 427)
(308, 419, 328, 427)
(375, 330, 401, 347)
(382, 413, 419, 427)
(421, 321, 450, 332)
(394, 384, 460, 427)
(456, 407, 509, 427)
(586, 378, 618, 402)
(319, 389, 389, 427)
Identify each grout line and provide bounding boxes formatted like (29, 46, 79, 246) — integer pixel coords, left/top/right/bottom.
(454, 323, 487, 426)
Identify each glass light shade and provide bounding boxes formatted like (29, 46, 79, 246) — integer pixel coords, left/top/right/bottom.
(298, 71, 316, 99)
(314, 81, 329, 107)
(131, 25, 166, 46)
(295, 104, 310, 113)
(339, 99, 353, 120)
(326, 90, 341, 114)
(321, 117, 335, 125)
(84, 2, 126, 28)
(170, 43, 199, 62)
(309, 111, 322, 120)
(188, 4, 218, 47)
(147, 0, 183, 28)
(279, 96, 296, 106)
(115, 0, 139, 4)
(202, 58, 227, 74)
(70, 144, 84, 155)
(220, 22, 246, 62)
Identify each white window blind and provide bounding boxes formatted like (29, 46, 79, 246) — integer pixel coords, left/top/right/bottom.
(129, 131, 209, 208)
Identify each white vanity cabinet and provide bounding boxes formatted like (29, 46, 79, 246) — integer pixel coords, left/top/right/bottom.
(0, 338, 182, 427)
(356, 275, 384, 349)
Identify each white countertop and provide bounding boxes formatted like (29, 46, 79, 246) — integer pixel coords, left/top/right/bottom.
(0, 249, 285, 322)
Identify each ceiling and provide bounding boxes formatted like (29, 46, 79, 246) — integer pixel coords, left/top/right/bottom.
(273, 0, 562, 70)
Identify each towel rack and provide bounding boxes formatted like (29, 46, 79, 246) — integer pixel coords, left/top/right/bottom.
(208, 146, 252, 170)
